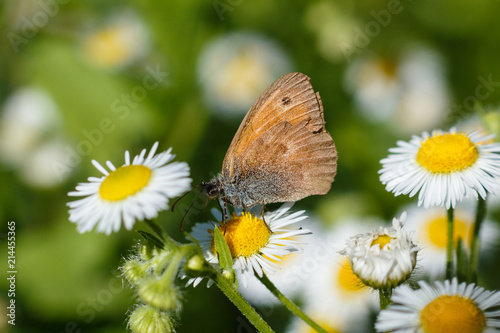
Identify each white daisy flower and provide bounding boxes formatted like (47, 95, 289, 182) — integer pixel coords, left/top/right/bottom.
(376, 278, 500, 333)
(455, 114, 500, 210)
(67, 142, 191, 234)
(340, 213, 419, 289)
(379, 128, 500, 209)
(401, 202, 499, 278)
(197, 31, 292, 117)
(189, 202, 311, 287)
(344, 46, 449, 134)
(455, 113, 493, 137)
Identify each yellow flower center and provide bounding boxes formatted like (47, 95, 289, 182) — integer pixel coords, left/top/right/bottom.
(379, 59, 397, 78)
(426, 215, 470, 248)
(420, 295, 485, 333)
(302, 318, 340, 333)
(416, 133, 478, 173)
(84, 25, 133, 67)
(217, 52, 268, 100)
(99, 165, 152, 201)
(212, 212, 271, 258)
(371, 234, 394, 250)
(337, 257, 364, 294)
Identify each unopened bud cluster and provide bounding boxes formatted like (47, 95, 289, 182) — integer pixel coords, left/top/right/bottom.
(122, 242, 190, 333)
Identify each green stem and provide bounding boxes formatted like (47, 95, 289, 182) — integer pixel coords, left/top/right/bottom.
(469, 197, 487, 283)
(379, 288, 392, 310)
(211, 268, 274, 333)
(446, 207, 455, 280)
(256, 273, 328, 333)
(163, 245, 196, 282)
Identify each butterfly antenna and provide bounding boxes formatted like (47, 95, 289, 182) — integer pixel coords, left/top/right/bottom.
(172, 184, 200, 213)
(178, 187, 203, 232)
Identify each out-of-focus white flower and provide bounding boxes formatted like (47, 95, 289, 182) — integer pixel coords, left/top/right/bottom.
(82, 11, 150, 69)
(0, 87, 62, 167)
(197, 31, 292, 117)
(286, 312, 346, 333)
(344, 46, 450, 134)
(300, 218, 379, 328)
(401, 201, 499, 278)
(304, 1, 359, 63)
(19, 139, 71, 188)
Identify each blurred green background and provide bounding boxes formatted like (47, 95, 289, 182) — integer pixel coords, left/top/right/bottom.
(1, 0, 500, 332)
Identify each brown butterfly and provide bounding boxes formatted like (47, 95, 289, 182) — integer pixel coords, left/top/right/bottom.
(201, 72, 337, 212)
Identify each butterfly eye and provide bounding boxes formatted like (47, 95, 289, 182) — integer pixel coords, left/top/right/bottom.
(201, 181, 220, 199)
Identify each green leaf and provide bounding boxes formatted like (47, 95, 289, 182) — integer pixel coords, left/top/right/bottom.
(144, 219, 167, 242)
(213, 226, 235, 282)
(137, 230, 165, 249)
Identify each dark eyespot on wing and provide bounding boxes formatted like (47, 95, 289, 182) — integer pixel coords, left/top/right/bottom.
(280, 96, 292, 106)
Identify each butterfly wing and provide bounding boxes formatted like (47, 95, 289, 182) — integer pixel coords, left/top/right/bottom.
(221, 72, 337, 206)
(223, 72, 329, 175)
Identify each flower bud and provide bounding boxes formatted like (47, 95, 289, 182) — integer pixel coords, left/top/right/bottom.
(138, 278, 182, 311)
(128, 304, 175, 333)
(122, 259, 151, 285)
(139, 243, 163, 261)
(340, 213, 418, 289)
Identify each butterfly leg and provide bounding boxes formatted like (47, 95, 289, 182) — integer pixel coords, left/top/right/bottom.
(260, 203, 272, 233)
(202, 197, 217, 228)
(217, 198, 229, 221)
(216, 199, 230, 234)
